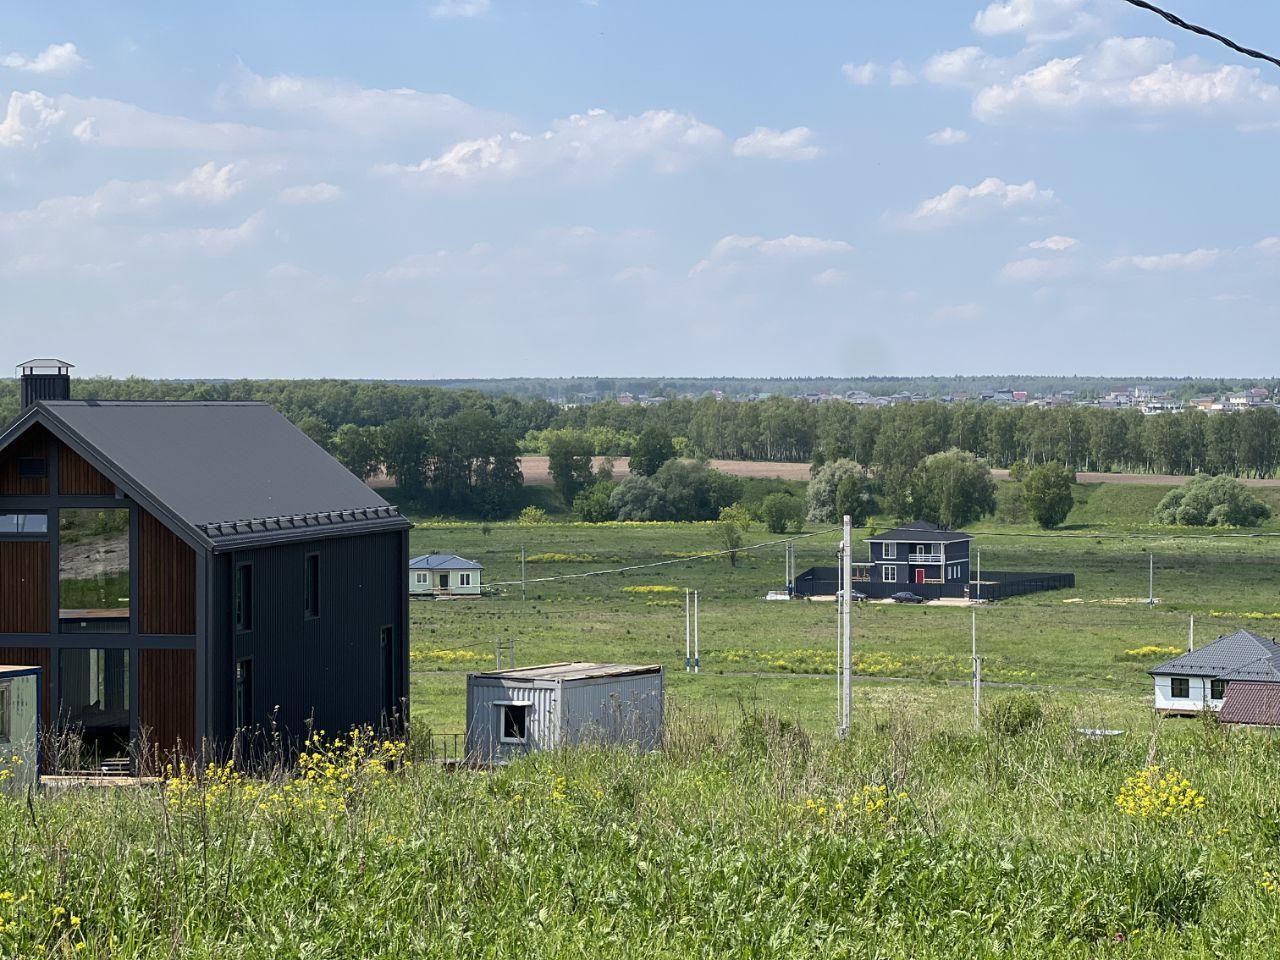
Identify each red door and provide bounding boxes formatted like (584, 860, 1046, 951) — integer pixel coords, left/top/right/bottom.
(915, 569, 925, 584)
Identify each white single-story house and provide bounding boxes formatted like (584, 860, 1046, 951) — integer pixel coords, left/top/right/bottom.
(409, 554, 483, 597)
(1150, 629, 1280, 716)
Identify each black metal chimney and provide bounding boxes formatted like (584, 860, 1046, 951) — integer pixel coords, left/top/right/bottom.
(19, 359, 73, 410)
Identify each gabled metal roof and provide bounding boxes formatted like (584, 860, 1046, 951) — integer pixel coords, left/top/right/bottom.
(409, 554, 483, 570)
(1149, 630, 1280, 678)
(0, 400, 409, 552)
(1220, 653, 1280, 683)
(865, 520, 974, 544)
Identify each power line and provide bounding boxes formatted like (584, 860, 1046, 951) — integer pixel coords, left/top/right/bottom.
(1118, 0, 1280, 70)
(486, 527, 841, 587)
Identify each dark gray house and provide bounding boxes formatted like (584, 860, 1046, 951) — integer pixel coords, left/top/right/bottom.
(865, 521, 972, 589)
(0, 360, 410, 769)
(791, 519, 1073, 601)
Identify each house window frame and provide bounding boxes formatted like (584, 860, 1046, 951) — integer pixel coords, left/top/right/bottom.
(235, 562, 254, 633)
(304, 552, 320, 620)
(883, 566, 897, 584)
(495, 701, 531, 744)
(235, 657, 254, 729)
(0, 511, 49, 537)
(17, 457, 47, 479)
(882, 542, 897, 559)
(1210, 678, 1227, 701)
(415, 572, 429, 585)
(458, 572, 472, 587)
(1170, 676, 1190, 699)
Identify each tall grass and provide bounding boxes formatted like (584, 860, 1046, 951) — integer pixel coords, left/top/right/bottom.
(2, 706, 1279, 958)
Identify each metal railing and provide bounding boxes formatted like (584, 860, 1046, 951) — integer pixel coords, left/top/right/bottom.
(421, 732, 465, 763)
(908, 553, 945, 564)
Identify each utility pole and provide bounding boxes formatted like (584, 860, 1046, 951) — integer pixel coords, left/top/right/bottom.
(975, 547, 981, 602)
(971, 607, 981, 731)
(1148, 552, 1154, 607)
(693, 590, 700, 674)
(521, 545, 527, 602)
(1189, 614, 1195, 652)
(685, 589, 691, 672)
(838, 514, 852, 736)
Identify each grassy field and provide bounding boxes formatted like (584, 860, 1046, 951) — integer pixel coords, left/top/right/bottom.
(4, 706, 1279, 957)
(8, 480, 1280, 956)
(405, 480, 1280, 736)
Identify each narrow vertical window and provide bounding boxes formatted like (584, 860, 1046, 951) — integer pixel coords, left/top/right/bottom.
(235, 658, 253, 729)
(235, 563, 253, 632)
(305, 553, 320, 619)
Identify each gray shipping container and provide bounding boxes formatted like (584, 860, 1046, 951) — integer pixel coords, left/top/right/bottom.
(465, 662, 664, 763)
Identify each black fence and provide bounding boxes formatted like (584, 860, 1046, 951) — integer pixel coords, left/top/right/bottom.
(791, 567, 1074, 602)
(970, 571, 1075, 601)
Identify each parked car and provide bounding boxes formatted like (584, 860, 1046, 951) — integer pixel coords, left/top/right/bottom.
(891, 591, 926, 604)
(849, 589, 868, 602)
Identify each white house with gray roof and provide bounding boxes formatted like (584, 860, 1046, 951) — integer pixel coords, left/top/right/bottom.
(409, 554, 483, 597)
(1149, 630, 1280, 715)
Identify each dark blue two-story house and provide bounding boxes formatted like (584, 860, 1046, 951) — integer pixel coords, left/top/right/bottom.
(864, 521, 972, 589)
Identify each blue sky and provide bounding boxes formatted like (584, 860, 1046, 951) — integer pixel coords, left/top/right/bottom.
(2, 0, 1279, 378)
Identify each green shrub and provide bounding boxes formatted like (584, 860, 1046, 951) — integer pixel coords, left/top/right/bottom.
(984, 692, 1045, 736)
(1154, 474, 1271, 527)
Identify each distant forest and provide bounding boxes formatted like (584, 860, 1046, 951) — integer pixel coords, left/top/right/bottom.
(5, 378, 1280, 518)
(405, 375, 1279, 402)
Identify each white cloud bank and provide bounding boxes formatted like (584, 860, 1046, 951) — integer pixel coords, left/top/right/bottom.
(1109, 248, 1220, 271)
(1029, 235, 1078, 251)
(429, 0, 491, 17)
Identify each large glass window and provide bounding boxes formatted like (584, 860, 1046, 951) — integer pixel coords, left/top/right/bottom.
(59, 508, 130, 633)
(60, 648, 131, 759)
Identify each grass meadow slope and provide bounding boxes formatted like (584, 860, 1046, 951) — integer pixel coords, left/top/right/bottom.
(7, 479, 1280, 956)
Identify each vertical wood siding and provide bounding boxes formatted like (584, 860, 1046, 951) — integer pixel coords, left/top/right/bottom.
(0, 647, 51, 726)
(0, 425, 51, 495)
(138, 509, 196, 635)
(58, 443, 115, 495)
(138, 648, 196, 764)
(0, 541, 51, 633)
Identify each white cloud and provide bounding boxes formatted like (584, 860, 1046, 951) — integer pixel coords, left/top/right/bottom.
(921, 47, 1011, 88)
(429, 0, 491, 17)
(925, 126, 969, 145)
(812, 268, 846, 286)
(1109, 248, 1220, 271)
(1, 42, 86, 76)
(1257, 237, 1280, 253)
(227, 69, 496, 141)
(973, 0, 1099, 43)
(1029, 234, 1078, 250)
(0, 91, 65, 147)
(1000, 257, 1073, 282)
(842, 62, 878, 85)
(277, 182, 344, 204)
(378, 107, 725, 185)
(732, 126, 821, 160)
(973, 37, 1280, 127)
(905, 177, 1055, 228)
(690, 234, 853, 276)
